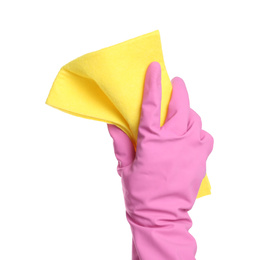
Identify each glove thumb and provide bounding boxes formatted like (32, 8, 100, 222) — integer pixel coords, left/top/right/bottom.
(107, 124, 135, 172)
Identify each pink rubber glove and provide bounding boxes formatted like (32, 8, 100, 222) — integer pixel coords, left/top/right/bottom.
(108, 62, 214, 260)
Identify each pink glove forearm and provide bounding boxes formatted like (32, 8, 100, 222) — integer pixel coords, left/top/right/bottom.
(108, 62, 214, 260)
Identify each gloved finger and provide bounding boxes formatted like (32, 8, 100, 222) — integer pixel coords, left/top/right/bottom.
(138, 62, 162, 137)
(188, 108, 202, 138)
(107, 124, 135, 168)
(163, 77, 190, 135)
(200, 129, 214, 157)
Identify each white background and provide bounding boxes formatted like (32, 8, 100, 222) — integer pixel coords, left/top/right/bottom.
(0, 1, 265, 259)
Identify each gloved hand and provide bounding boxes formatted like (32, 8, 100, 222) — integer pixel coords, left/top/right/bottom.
(107, 62, 214, 260)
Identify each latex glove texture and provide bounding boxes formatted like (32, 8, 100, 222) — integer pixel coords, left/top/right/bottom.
(107, 62, 214, 260)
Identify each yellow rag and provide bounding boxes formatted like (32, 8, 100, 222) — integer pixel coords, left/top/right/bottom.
(45, 30, 211, 198)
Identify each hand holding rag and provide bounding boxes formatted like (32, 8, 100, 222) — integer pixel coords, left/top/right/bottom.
(108, 62, 214, 260)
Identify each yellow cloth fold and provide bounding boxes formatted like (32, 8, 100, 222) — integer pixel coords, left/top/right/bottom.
(46, 30, 211, 198)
